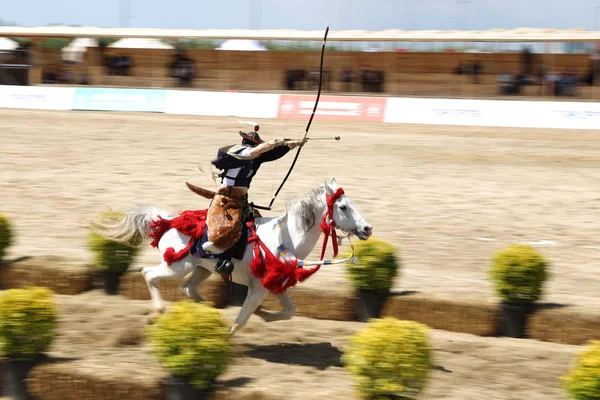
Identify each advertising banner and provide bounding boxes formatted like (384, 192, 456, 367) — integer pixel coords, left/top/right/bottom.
(72, 88, 167, 112)
(277, 94, 386, 122)
(165, 90, 280, 119)
(0, 85, 74, 110)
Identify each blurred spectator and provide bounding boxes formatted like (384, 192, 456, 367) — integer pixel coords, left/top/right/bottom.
(360, 70, 384, 92)
(169, 49, 196, 87)
(497, 73, 535, 95)
(104, 55, 133, 76)
(521, 47, 534, 76)
(455, 62, 482, 84)
(340, 69, 353, 92)
(285, 69, 305, 90)
(543, 70, 578, 97)
(583, 52, 600, 86)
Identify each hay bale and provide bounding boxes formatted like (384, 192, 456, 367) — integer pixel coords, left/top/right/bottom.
(0, 256, 93, 295)
(28, 362, 165, 400)
(262, 286, 356, 321)
(380, 292, 499, 336)
(528, 306, 600, 345)
(27, 361, 282, 400)
(120, 271, 229, 308)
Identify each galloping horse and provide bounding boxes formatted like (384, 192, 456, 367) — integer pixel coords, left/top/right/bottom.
(91, 178, 373, 335)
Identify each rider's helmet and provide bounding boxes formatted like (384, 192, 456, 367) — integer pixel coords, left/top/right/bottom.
(239, 124, 263, 147)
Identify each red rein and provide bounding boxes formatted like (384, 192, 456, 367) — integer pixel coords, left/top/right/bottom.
(319, 188, 345, 260)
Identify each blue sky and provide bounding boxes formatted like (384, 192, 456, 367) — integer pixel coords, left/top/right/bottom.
(2, 0, 600, 31)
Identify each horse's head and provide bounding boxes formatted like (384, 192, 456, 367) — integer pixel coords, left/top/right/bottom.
(322, 178, 373, 241)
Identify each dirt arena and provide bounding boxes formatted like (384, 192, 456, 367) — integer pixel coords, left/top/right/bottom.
(2, 108, 599, 309)
(34, 291, 584, 400)
(1, 108, 598, 399)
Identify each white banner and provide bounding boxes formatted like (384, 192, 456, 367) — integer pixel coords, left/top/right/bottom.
(0, 85, 74, 110)
(165, 90, 280, 119)
(384, 97, 600, 130)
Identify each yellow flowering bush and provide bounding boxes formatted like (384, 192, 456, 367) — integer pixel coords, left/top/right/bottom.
(146, 301, 232, 389)
(344, 237, 400, 293)
(0, 287, 58, 361)
(0, 213, 13, 262)
(343, 318, 432, 399)
(490, 244, 549, 304)
(563, 340, 600, 400)
(87, 211, 140, 273)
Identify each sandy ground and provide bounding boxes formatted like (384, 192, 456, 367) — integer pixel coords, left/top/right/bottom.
(1, 109, 600, 310)
(37, 291, 581, 400)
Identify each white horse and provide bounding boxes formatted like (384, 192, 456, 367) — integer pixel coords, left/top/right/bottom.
(91, 178, 373, 335)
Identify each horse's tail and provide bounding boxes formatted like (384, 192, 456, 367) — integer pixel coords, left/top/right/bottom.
(89, 204, 175, 248)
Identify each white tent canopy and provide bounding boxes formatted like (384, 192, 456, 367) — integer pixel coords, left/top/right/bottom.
(61, 37, 97, 63)
(0, 26, 600, 42)
(108, 37, 174, 49)
(216, 39, 267, 51)
(0, 37, 18, 51)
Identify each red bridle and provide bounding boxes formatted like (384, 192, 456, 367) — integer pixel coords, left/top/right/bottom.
(319, 187, 345, 260)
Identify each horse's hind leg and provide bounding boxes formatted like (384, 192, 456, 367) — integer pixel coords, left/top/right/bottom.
(254, 290, 296, 322)
(180, 266, 211, 302)
(142, 259, 191, 320)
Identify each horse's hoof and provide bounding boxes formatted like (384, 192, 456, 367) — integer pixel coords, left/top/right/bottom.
(146, 309, 165, 325)
(229, 323, 241, 336)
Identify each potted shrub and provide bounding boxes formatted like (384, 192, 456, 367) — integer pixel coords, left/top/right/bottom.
(0, 213, 13, 265)
(343, 318, 432, 399)
(0, 286, 58, 400)
(562, 340, 600, 400)
(146, 300, 233, 400)
(344, 237, 400, 322)
(489, 244, 549, 338)
(87, 211, 140, 295)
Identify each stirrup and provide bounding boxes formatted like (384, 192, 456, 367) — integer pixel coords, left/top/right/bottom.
(215, 258, 234, 275)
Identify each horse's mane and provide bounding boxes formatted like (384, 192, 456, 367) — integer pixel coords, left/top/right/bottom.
(285, 186, 325, 233)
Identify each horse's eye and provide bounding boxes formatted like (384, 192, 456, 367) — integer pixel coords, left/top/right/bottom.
(340, 205, 347, 211)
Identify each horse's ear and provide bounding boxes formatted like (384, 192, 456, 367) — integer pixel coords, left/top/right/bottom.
(330, 178, 339, 189)
(323, 180, 333, 195)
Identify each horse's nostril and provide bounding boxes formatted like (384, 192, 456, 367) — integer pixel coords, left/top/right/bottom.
(364, 225, 372, 233)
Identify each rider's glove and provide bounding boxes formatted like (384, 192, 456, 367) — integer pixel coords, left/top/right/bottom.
(286, 138, 307, 150)
(265, 137, 286, 149)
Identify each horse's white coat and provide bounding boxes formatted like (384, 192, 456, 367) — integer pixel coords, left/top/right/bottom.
(94, 179, 372, 335)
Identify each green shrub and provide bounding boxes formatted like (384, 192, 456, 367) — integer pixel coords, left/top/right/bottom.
(0, 287, 58, 361)
(344, 237, 400, 293)
(562, 340, 600, 400)
(146, 301, 232, 390)
(343, 318, 432, 399)
(489, 244, 549, 304)
(87, 211, 140, 274)
(0, 213, 13, 262)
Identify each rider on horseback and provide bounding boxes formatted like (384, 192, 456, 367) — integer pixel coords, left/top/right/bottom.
(202, 126, 306, 276)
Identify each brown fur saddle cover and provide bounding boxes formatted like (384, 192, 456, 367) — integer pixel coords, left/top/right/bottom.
(206, 186, 248, 251)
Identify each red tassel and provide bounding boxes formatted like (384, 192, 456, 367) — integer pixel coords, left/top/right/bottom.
(295, 265, 320, 282)
(147, 209, 209, 266)
(246, 221, 319, 294)
(163, 238, 194, 265)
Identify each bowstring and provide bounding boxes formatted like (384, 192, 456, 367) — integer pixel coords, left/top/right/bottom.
(269, 94, 300, 203)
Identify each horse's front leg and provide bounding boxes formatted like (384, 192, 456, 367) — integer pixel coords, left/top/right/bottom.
(230, 283, 267, 336)
(180, 265, 212, 302)
(254, 290, 296, 322)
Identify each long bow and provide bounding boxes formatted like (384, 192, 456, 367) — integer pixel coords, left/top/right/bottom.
(265, 26, 330, 210)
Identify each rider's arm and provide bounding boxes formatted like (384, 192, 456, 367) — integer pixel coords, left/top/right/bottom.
(230, 137, 287, 160)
